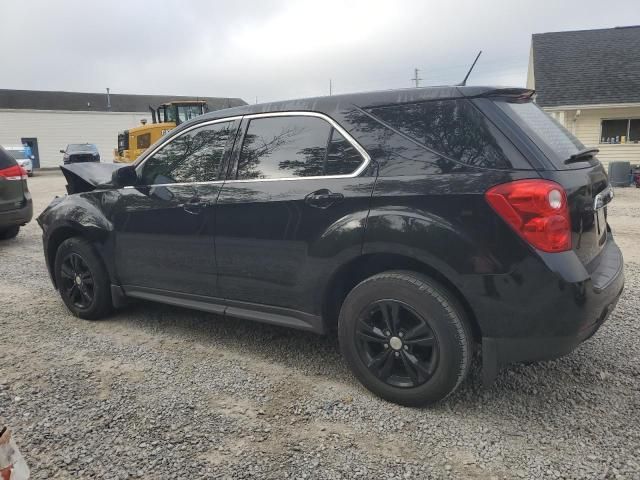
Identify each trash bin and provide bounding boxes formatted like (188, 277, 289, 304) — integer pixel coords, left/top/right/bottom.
(608, 161, 631, 187)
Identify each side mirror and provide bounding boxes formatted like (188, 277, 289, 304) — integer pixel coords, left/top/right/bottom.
(111, 165, 138, 188)
(59, 149, 65, 154)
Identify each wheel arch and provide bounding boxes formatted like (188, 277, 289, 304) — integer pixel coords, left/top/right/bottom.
(321, 252, 481, 341)
(45, 221, 110, 289)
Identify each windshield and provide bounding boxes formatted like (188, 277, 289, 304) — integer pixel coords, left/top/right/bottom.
(5, 149, 28, 159)
(494, 99, 595, 169)
(176, 104, 203, 123)
(67, 144, 97, 153)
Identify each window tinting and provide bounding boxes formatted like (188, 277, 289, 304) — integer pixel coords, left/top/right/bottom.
(136, 133, 151, 150)
(495, 100, 587, 169)
(237, 116, 330, 179)
(325, 130, 364, 176)
(140, 121, 233, 185)
(368, 99, 514, 169)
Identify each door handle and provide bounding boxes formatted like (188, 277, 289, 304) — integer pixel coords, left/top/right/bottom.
(305, 189, 344, 209)
(179, 198, 206, 215)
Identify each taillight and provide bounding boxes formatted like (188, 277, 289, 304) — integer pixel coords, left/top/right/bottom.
(0, 165, 28, 181)
(485, 179, 571, 253)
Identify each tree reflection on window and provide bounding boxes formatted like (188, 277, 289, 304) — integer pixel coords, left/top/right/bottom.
(368, 100, 513, 169)
(140, 122, 233, 185)
(237, 116, 364, 180)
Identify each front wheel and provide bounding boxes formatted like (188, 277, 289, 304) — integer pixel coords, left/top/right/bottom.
(54, 237, 113, 320)
(338, 271, 472, 407)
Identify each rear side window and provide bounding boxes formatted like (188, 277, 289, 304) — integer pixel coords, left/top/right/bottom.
(140, 121, 233, 185)
(494, 100, 589, 169)
(236, 116, 364, 180)
(0, 146, 18, 169)
(367, 99, 515, 169)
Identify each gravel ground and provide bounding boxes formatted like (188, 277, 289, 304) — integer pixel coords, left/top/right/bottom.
(1, 172, 639, 479)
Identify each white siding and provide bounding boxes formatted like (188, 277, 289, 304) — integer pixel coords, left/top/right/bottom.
(0, 109, 151, 168)
(544, 106, 640, 168)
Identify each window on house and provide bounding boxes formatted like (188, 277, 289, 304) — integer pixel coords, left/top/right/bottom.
(601, 119, 640, 144)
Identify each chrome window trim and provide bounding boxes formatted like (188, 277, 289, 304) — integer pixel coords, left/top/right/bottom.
(132, 111, 371, 188)
(226, 111, 371, 183)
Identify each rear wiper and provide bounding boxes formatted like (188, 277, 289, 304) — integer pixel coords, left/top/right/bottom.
(564, 148, 599, 164)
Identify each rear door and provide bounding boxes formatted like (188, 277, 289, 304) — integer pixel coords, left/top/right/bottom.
(485, 98, 612, 266)
(214, 112, 374, 315)
(0, 147, 26, 213)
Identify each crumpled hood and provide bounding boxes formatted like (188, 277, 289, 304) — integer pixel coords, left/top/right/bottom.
(60, 162, 123, 194)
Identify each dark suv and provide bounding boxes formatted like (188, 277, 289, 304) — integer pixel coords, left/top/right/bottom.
(0, 145, 32, 239)
(38, 87, 624, 406)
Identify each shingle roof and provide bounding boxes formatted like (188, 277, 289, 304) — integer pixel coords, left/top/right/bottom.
(531, 25, 640, 107)
(0, 89, 246, 112)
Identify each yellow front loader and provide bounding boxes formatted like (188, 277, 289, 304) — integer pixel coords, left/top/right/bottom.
(114, 101, 207, 163)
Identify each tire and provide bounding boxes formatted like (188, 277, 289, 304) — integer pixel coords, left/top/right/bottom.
(54, 237, 112, 320)
(338, 271, 472, 407)
(0, 226, 20, 240)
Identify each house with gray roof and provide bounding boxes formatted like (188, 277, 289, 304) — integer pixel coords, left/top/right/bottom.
(527, 25, 640, 167)
(0, 89, 245, 168)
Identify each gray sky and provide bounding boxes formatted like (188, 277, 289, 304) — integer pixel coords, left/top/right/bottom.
(2, 0, 639, 103)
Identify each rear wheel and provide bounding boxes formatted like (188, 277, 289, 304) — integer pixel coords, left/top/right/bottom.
(338, 271, 472, 406)
(0, 226, 20, 240)
(54, 237, 112, 320)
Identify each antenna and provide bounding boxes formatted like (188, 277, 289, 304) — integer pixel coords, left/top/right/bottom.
(458, 51, 482, 86)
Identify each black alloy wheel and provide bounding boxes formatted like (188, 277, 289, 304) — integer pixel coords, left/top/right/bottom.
(54, 237, 112, 320)
(60, 252, 95, 309)
(355, 299, 439, 388)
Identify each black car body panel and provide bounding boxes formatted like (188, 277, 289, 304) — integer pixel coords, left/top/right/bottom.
(38, 86, 624, 380)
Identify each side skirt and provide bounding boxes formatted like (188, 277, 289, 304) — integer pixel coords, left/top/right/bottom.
(120, 285, 324, 334)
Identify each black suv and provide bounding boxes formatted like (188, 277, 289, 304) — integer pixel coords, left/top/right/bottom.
(0, 145, 33, 239)
(38, 87, 624, 406)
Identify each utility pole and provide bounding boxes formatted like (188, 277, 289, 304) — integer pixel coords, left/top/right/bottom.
(329, 79, 333, 96)
(411, 68, 422, 88)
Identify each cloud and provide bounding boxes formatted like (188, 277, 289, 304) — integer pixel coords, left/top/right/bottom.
(1, 0, 639, 103)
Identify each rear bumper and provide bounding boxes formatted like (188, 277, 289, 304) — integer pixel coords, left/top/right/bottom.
(0, 200, 33, 228)
(479, 237, 624, 382)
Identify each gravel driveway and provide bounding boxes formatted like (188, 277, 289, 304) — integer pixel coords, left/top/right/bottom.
(1, 172, 639, 479)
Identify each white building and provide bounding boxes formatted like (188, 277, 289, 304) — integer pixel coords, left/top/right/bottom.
(0, 89, 245, 169)
(527, 25, 640, 168)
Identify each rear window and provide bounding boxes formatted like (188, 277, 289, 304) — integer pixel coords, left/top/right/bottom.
(494, 100, 592, 169)
(0, 146, 18, 169)
(5, 149, 28, 160)
(367, 99, 521, 170)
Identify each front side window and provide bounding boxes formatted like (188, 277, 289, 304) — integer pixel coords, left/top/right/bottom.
(601, 119, 640, 144)
(236, 116, 364, 180)
(139, 121, 233, 185)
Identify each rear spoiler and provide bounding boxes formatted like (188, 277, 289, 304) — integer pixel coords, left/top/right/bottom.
(469, 88, 535, 100)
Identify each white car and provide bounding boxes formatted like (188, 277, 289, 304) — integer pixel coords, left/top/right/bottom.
(3, 146, 33, 176)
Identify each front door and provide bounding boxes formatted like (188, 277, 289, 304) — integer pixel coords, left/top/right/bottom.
(112, 119, 238, 298)
(215, 113, 375, 315)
